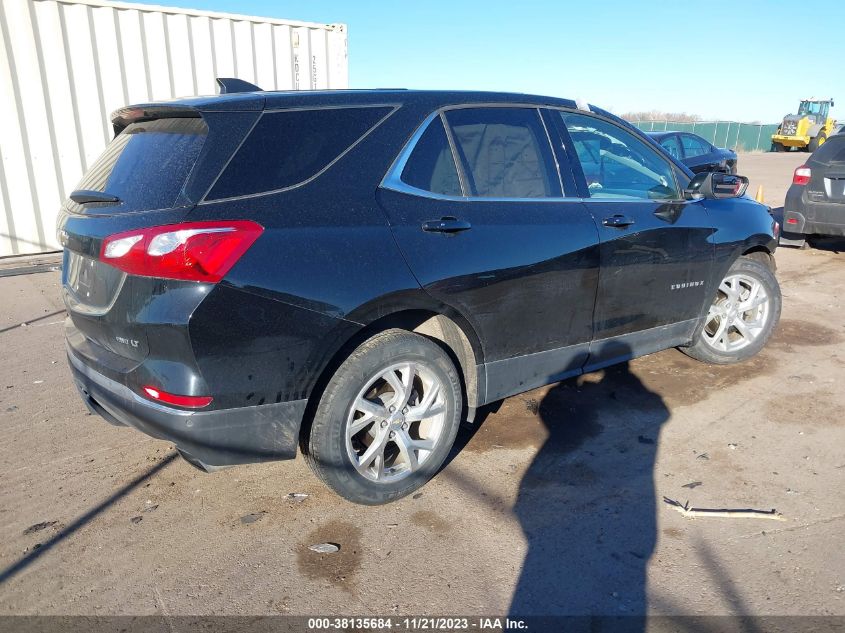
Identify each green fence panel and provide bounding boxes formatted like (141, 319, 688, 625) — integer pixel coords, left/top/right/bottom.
(760, 124, 779, 150)
(717, 122, 732, 147)
(693, 122, 718, 144)
(735, 124, 765, 152)
(630, 121, 781, 151)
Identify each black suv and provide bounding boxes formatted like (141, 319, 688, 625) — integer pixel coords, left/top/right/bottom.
(781, 134, 845, 247)
(59, 87, 781, 504)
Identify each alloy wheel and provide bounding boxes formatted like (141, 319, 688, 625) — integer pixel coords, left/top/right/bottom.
(345, 362, 447, 483)
(702, 273, 771, 353)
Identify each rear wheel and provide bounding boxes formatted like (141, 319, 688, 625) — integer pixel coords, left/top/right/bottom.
(681, 256, 781, 364)
(808, 132, 826, 153)
(305, 329, 462, 505)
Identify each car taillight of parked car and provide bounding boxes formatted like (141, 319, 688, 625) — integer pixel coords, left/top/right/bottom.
(100, 220, 264, 282)
(793, 166, 812, 186)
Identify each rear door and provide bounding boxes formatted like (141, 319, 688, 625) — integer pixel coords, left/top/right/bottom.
(378, 105, 600, 401)
(553, 110, 714, 368)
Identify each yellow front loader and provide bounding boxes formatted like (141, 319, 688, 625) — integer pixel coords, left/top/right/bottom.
(771, 98, 836, 152)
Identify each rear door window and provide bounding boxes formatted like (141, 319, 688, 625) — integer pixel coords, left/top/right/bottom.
(74, 117, 207, 212)
(444, 107, 562, 198)
(680, 134, 710, 157)
(208, 106, 394, 200)
(659, 135, 682, 160)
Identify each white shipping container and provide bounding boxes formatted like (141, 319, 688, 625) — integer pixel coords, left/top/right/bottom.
(0, 0, 348, 257)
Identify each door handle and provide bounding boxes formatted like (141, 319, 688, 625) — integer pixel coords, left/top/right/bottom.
(602, 214, 635, 228)
(422, 216, 472, 234)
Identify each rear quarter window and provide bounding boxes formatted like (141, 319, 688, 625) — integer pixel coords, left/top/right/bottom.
(399, 117, 462, 196)
(207, 106, 394, 200)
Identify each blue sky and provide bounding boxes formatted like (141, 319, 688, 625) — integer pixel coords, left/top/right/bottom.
(120, 0, 844, 123)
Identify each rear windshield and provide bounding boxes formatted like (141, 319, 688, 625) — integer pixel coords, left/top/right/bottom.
(207, 106, 394, 200)
(811, 136, 845, 164)
(75, 117, 207, 212)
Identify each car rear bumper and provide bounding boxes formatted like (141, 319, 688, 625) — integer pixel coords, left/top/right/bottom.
(68, 344, 306, 469)
(783, 195, 845, 236)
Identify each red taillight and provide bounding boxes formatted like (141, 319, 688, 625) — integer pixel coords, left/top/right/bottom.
(786, 218, 798, 224)
(792, 166, 811, 186)
(100, 220, 263, 282)
(142, 386, 213, 409)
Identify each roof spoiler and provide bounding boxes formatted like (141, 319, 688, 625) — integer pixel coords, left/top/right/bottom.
(216, 77, 263, 94)
(110, 104, 201, 135)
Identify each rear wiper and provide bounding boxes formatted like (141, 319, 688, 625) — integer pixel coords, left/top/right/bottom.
(69, 189, 121, 205)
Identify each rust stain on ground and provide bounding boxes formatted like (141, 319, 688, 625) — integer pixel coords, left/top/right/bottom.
(631, 351, 776, 408)
(411, 510, 451, 535)
(777, 257, 840, 283)
(463, 348, 777, 454)
(770, 319, 843, 348)
(464, 405, 550, 453)
(764, 389, 841, 428)
(297, 521, 362, 590)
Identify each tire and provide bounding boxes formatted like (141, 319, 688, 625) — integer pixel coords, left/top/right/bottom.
(771, 142, 786, 153)
(779, 231, 807, 248)
(808, 132, 826, 153)
(681, 256, 781, 365)
(305, 329, 462, 505)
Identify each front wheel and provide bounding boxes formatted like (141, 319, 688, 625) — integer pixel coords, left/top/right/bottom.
(305, 329, 462, 505)
(681, 256, 781, 364)
(808, 132, 826, 153)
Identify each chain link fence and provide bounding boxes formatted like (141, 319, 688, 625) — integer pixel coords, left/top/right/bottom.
(632, 121, 780, 152)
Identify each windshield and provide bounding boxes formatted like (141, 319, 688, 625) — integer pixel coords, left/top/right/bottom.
(798, 101, 828, 117)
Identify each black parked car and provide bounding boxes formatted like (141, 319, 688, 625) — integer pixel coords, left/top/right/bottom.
(781, 133, 845, 247)
(647, 131, 738, 175)
(59, 86, 781, 504)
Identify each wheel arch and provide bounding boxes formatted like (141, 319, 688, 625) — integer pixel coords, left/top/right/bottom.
(741, 245, 776, 271)
(298, 302, 485, 454)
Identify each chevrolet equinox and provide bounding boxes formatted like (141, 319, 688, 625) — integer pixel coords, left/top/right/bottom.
(59, 85, 781, 504)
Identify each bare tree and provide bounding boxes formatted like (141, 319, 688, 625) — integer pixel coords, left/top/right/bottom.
(621, 111, 702, 122)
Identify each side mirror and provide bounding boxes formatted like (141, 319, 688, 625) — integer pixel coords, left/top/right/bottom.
(684, 171, 749, 200)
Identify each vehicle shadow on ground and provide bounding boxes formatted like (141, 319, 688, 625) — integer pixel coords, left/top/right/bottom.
(805, 236, 845, 253)
(453, 342, 670, 623)
(0, 452, 178, 585)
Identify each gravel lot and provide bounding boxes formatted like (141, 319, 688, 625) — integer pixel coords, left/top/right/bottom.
(0, 153, 843, 618)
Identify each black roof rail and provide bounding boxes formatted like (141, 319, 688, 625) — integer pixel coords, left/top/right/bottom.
(216, 77, 263, 94)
